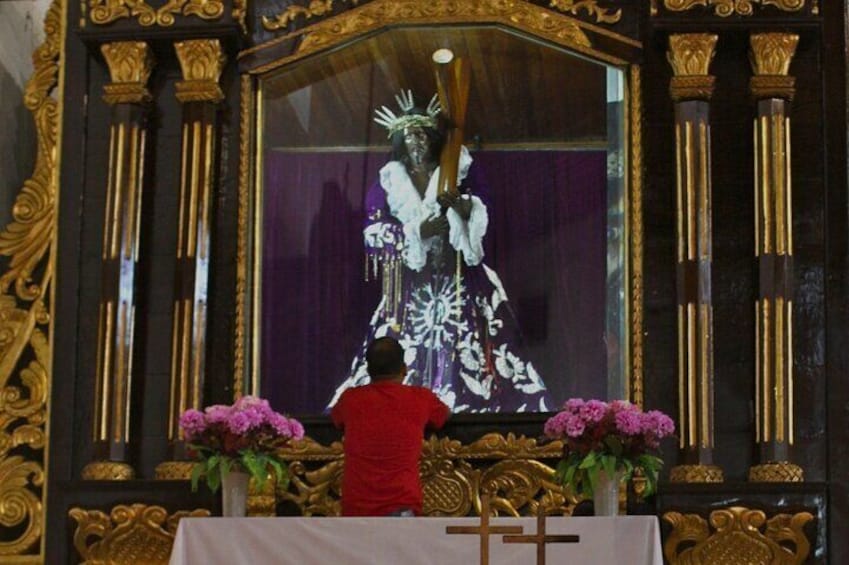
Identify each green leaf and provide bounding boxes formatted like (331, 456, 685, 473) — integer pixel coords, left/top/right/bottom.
(601, 454, 616, 479)
(190, 463, 203, 492)
(206, 464, 221, 493)
(579, 452, 598, 470)
(604, 436, 624, 457)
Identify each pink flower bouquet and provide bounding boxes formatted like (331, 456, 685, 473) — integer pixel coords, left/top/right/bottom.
(544, 398, 675, 498)
(179, 395, 304, 493)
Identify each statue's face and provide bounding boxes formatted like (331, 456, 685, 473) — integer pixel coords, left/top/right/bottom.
(403, 126, 430, 167)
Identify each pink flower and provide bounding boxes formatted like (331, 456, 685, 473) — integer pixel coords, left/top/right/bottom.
(179, 409, 206, 439)
(614, 410, 642, 435)
(544, 411, 571, 438)
(642, 410, 675, 437)
(563, 398, 585, 413)
(227, 411, 252, 434)
(289, 418, 305, 440)
(579, 399, 608, 423)
(234, 395, 270, 411)
(565, 414, 586, 438)
(610, 400, 637, 413)
(269, 413, 292, 437)
(204, 405, 231, 424)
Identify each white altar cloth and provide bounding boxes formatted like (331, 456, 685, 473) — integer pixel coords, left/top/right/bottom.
(169, 515, 662, 565)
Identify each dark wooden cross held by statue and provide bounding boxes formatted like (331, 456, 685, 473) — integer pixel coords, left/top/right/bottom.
(445, 494, 523, 565)
(502, 505, 580, 565)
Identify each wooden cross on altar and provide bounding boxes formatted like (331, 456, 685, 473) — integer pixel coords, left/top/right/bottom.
(445, 494, 523, 565)
(502, 506, 580, 565)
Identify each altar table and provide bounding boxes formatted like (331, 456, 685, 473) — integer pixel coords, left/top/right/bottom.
(169, 515, 662, 564)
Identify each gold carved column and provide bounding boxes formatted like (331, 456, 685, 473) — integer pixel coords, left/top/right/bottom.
(667, 34, 724, 483)
(155, 40, 226, 479)
(83, 42, 155, 480)
(748, 33, 804, 483)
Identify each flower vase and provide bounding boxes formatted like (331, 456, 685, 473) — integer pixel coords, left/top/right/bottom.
(221, 469, 250, 517)
(593, 470, 622, 516)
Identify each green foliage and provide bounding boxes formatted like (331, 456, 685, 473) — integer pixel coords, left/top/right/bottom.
(188, 444, 289, 494)
(555, 450, 664, 499)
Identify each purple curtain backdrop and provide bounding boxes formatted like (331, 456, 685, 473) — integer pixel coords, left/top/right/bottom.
(261, 150, 607, 415)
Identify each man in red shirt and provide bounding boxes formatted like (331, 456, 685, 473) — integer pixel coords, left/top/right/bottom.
(331, 337, 450, 516)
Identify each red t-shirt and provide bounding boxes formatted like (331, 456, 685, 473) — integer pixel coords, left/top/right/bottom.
(331, 381, 449, 516)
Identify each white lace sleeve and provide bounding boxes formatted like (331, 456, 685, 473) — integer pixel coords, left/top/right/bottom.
(403, 219, 428, 271)
(447, 195, 488, 266)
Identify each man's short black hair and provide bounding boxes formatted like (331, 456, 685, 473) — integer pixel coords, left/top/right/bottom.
(366, 337, 405, 380)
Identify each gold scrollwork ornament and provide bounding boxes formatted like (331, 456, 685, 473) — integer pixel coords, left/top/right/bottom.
(69, 504, 210, 564)
(101, 42, 155, 105)
(89, 0, 224, 27)
(548, 0, 621, 23)
(174, 39, 226, 103)
(663, 506, 813, 564)
(0, 0, 63, 557)
(663, 0, 806, 17)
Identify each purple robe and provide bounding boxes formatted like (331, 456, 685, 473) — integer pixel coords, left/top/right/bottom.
(329, 149, 551, 413)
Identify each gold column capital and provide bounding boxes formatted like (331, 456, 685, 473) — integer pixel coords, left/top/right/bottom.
(174, 39, 227, 103)
(668, 34, 718, 101)
(750, 33, 799, 100)
(101, 41, 155, 105)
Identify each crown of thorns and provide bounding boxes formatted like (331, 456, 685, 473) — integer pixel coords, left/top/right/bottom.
(373, 90, 441, 138)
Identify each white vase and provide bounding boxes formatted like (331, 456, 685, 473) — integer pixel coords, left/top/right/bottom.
(221, 469, 250, 517)
(593, 470, 622, 516)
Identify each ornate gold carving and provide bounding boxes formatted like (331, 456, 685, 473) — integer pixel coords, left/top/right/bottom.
(748, 461, 804, 482)
(277, 433, 575, 517)
(234, 75, 252, 393)
(154, 461, 196, 480)
(0, 0, 63, 557)
(629, 65, 644, 407)
(260, 0, 610, 69)
(174, 39, 226, 103)
(669, 464, 724, 483)
(663, 0, 806, 17)
(548, 0, 621, 23)
(663, 506, 813, 565)
(81, 461, 136, 480)
(269, 0, 360, 28)
(668, 34, 718, 77)
(248, 474, 278, 516)
(89, 0, 224, 27)
(668, 34, 718, 101)
(232, 0, 247, 33)
(750, 33, 799, 76)
(101, 42, 154, 105)
(749, 34, 798, 101)
(69, 504, 210, 564)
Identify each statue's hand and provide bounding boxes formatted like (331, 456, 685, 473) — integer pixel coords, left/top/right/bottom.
(437, 192, 472, 221)
(420, 215, 449, 239)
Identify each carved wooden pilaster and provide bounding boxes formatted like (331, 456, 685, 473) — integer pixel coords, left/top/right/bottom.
(667, 34, 723, 483)
(156, 40, 225, 476)
(748, 33, 804, 483)
(84, 41, 155, 480)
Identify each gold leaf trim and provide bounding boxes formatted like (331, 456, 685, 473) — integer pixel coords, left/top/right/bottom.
(89, 0, 224, 27)
(669, 464, 724, 483)
(748, 461, 804, 482)
(663, 506, 813, 565)
(232, 0, 248, 34)
(663, 0, 806, 17)
(174, 39, 226, 103)
(101, 42, 155, 105)
(234, 75, 252, 394)
(629, 65, 644, 407)
(548, 0, 621, 23)
(0, 0, 64, 557)
(258, 0, 611, 70)
(750, 33, 799, 76)
(277, 433, 575, 517)
(69, 504, 210, 564)
(80, 461, 136, 480)
(270, 0, 361, 29)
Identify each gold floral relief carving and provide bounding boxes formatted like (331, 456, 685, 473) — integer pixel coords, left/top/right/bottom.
(174, 39, 226, 103)
(101, 41, 155, 105)
(548, 0, 621, 23)
(663, 0, 806, 17)
(232, 0, 247, 33)
(750, 33, 799, 76)
(663, 506, 814, 565)
(89, 0, 224, 27)
(0, 0, 63, 558)
(261, 0, 593, 63)
(69, 504, 210, 565)
(270, 0, 360, 29)
(629, 65, 644, 407)
(276, 433, 574, 517)
(668, 34, 718, 77)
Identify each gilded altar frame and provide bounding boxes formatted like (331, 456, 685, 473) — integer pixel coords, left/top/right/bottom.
(234, 0, 646, 410)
